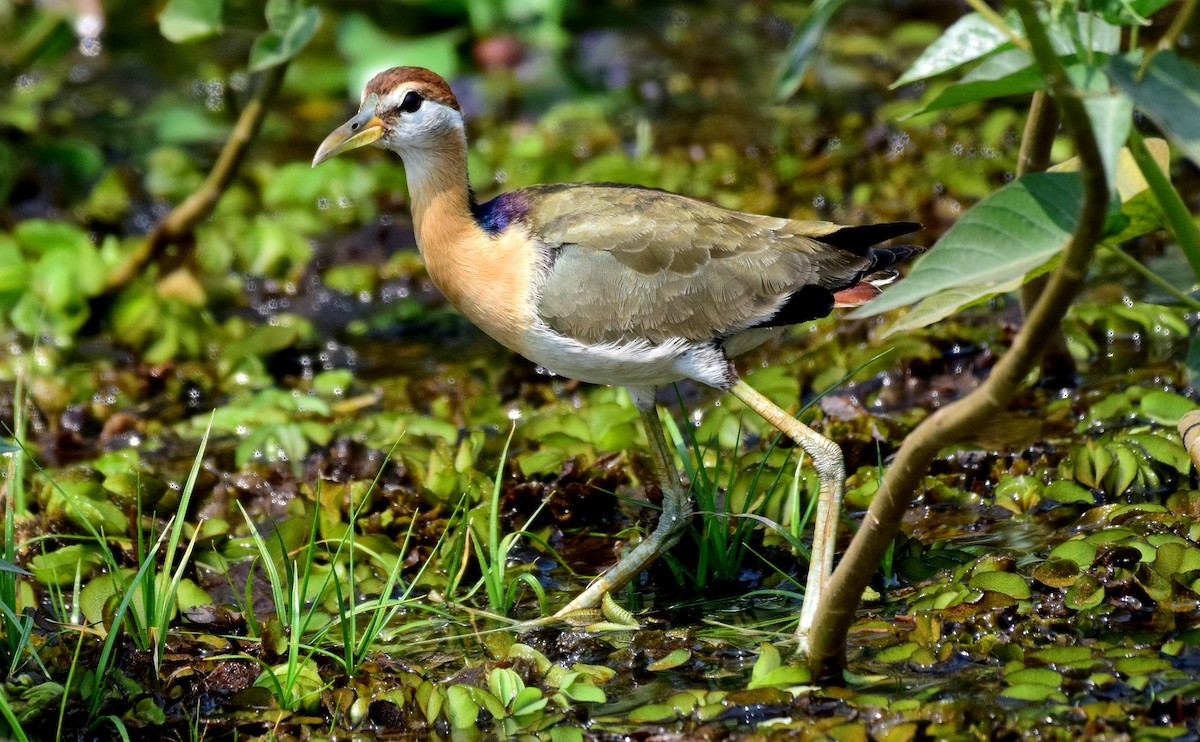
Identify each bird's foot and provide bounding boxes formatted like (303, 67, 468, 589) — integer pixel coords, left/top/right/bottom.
(514, 592, 641, 634)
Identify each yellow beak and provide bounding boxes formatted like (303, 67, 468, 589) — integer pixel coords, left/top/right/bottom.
(312, 94, 384, 167)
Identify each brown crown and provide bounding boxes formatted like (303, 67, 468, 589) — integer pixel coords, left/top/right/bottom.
(363, 66, 461, 112)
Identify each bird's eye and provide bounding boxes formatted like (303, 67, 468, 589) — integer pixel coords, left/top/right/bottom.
(399, 91, 423, 113)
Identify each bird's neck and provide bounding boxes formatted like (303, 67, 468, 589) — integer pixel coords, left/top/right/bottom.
(396, 127, 539, 354)
(400, 128, 478, 250)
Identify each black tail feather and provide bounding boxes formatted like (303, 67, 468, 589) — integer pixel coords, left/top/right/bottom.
(814, 221, 921, 251)
(865, 242, 926, 273)
(749, 229, 925, 332)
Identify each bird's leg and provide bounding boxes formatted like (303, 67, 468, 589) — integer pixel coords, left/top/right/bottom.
(553, 385, 693, 617)
(727, 379, 844, 652)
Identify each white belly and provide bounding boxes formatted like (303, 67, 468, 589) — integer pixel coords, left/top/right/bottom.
(515, 322, 783, 389)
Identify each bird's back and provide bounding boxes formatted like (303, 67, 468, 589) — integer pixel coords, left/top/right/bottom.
(474, 183, 920, 347)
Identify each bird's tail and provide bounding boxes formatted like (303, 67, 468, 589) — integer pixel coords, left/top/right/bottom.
(833, 242, 926, 307)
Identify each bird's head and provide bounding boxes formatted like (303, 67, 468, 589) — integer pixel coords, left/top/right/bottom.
(312, 66, 462, 167)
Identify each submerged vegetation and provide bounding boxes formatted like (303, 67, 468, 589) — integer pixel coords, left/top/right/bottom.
(0, 0, 1198, 738)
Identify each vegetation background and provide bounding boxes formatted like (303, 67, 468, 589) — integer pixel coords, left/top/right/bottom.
(0, 0, 1198, 738)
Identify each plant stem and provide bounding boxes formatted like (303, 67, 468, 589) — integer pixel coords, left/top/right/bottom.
(806, 0, 1110, 680)
(1159, 0, 1199, 52)
(1017, 91, 1076, 381)
(1101, 243, 1200, 310)
(963, 0, 1029, 50)
(1017, 92, 1058, 177)
(1128, 129, 1200, 281)
(103, 63, 289, 293)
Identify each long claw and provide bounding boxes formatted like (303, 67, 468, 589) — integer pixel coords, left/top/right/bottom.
(553, 388, 692, 617)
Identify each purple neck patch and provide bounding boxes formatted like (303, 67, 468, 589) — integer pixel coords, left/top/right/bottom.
(472, 190, 529, 235)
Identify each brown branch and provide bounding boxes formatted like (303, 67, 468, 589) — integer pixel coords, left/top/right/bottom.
(103, 63, 289, 293)
(1016, 91, 1076, 381)
(806, 0, 1111, 681)
(1159, 0, 1199, 53)
(1017, 91, 1058, 178)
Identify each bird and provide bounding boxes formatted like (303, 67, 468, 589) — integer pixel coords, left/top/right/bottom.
(312, 66, 922, 648)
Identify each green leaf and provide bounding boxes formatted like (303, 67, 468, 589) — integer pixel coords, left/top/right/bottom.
(1109, 51, 1200, 168)
(1114, 655, 1172, 675)
(1139, 390, 1197, 426)
(628, 703, 679, 723)
(750, 642, 782, 686)
(1033, 557, 1082, 588)
(1044, 480, 1096, 504)
(1064, 573, 1105, 609)
(0, 558, 30, 576)
(856, 172, 1083, 319)
(29, 544, 105, 585)
(907, 50, 1043, 117)
(893, 13, 1012, 88)
(559, 681, 605, 704)
(647, 648, 692, 672)
(749, 665, 813, 690)
(1154, 542, 1200, 577)
(1054, 138, 1170, 242)
(45, 476, 129, 535)
(1031, 645, 1095, 665)
(249, 5, 321, 71)
(488, 668, 522, 708)
(158, 0, 223, 43)
(174, 579, 212, 611)
(1081, 94, 1133, 193)
(1124, 433, 1191, 473)
(79, 570, 130, 624)
(1051, 14, 1121, 55)
(968, 570, 1032, 599)
(1048, 538, 1098, 568)
(774, 0, 852, 100)
(1006, 667, 1062, 688)
(507, 644, 552, 674)
(466, 685, 507, 720)
(509, 687, 547, 717)
(1107, 442, 1140, 494)
(1001, 683, 1067, 702)
(446, 685, 480, 729)
(550, 727, 585, 742)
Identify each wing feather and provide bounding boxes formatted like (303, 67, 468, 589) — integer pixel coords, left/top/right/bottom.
(511, 183, 908, 345)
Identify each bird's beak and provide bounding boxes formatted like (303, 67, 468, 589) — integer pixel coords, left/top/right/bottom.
(312, 95, 384, 167)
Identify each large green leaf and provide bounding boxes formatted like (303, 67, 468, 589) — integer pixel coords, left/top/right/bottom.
(884, 275, 1028, 335)
(774, 0, 852, 100)
(1103, 144, 1169, 242)
(1081, 93, 1133, 192)
(1109, 50, 1200, 168)
(863, 138, 1171, 330)
(907, 51, 1043, 116)
(854, 172, 1084, 318)
(158, 0, 223, 43)
(894, 12, 1118, 90)
(893, 13, 1012, 88)
(1054, 13, 1120, 54)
